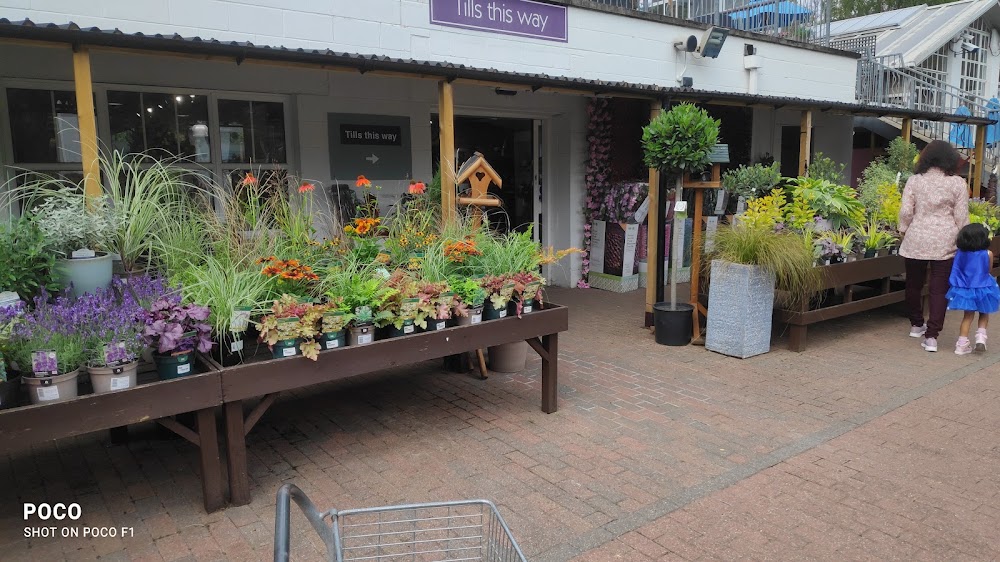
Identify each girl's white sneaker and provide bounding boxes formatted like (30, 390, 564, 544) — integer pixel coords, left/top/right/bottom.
(975, 331, 988, 352)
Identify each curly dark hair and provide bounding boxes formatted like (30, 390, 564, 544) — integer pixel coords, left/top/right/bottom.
(915, 140, 960, 175)
(957, 223, 991, 252)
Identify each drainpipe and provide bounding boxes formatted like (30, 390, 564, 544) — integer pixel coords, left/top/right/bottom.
(744, 45, 762, 95)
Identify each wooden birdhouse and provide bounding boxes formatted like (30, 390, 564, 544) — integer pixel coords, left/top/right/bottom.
(455, 151, 503, 227)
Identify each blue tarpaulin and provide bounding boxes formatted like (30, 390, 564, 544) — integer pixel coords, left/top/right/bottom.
(949, 106, 974, 148)
(727, 1, 811, 28)
(986, 98, 1000, 146)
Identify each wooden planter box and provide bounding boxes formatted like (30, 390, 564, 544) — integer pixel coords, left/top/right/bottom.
(0, 357, 225, 511)
(218, 303, 570, 507)
(777, 255, 905, 352)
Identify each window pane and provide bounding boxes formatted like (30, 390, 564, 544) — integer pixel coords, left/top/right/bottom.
(175, 94, 211, 163)
(142, 92, 178, 156)
(218, 99, 252, 163)
(7, 88, 57, 163)
(252, 101, 286, 164)
(51, 91, 81, 163)
(108, 90, 143, 155)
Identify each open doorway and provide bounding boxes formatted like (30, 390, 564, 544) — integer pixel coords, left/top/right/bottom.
(431, 115, 537, 236)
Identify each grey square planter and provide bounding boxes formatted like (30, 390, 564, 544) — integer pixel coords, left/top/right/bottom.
(705, 260, 776, 359)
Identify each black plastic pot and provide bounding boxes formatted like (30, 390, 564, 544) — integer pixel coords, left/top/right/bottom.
(424, 318, 450, 332)
(319, 330, 346, 350)
(483, 300, 510, 320)
(153, 350, 194, 380)
(653, 302, 694, 346)
(215, 333, 248, 367)
(0, 373, 22, 410)
(271, 338, 301, 359)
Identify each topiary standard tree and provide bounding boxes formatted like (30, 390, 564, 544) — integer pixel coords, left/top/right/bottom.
(641, 103, 720, 313)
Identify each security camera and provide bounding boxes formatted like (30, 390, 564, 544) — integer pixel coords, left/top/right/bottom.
(961, 41, 979, 53)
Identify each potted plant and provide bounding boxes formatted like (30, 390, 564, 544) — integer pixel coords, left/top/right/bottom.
(335, 272, 395, 346)
(642, 103, 720, 345)
(705, 224, 820, 358)
(318, 299, 350, 350)
(142, 296, 213, 380)
(0, 305, 25, 409)
(858, 221, 897, 258)
(375, 271, 425, 338)
(480, 275, 515, 320)
(830, 231, 858, 262)
(509, 271, 544, 316)
(451, 277, 486, 326)
(0, 217, 63, 301)
(2, 296, 87, 404)
(256, 295, 323, 360)
(721, 162, 782, 212)
(31, 196, 114, 297)
(77, 286, 146, 394)
(0, 351, 17, 410)
(417, 280, 453, 332)
(813, 235, 844, 266)
(786, 177, 865, 232)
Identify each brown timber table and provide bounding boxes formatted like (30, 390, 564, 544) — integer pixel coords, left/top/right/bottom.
(778, 255, 905, 352)
(0, 358, 226, 511)
(220, 303, 569, 506)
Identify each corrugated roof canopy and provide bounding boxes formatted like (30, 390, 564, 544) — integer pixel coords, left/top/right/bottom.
(0, 18, 993, 126)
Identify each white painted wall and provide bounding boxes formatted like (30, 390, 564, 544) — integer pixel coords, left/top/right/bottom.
(0, 0, 859, 102)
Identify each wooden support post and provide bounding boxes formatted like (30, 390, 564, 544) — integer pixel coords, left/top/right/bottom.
(540, 333, 558, 413)
(900, 117, 913, 143)
(973, 123, 987, 199)
(196, 408, 225, 512)
(798, 110, 812, 177)
(438, 80, 456, 225)
(645, 101, 662, 328)
(72, 47, 101, 200)
(224, 401, 251, 506)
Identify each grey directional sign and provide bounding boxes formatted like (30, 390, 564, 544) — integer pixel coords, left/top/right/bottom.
(328, 113, 412, 180)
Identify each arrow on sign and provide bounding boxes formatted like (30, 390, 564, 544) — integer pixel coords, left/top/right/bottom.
(365, 154, 380, 164)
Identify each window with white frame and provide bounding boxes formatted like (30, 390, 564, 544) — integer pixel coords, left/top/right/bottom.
(959, 18, 990, 99)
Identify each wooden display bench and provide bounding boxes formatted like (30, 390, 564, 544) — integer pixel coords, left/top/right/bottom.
(777, 255, 906, 352)
(218, 303, 569, 507)
(0, 357, 226, 511)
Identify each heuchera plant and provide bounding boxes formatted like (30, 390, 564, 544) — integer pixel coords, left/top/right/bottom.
(478, 275, 514, 310)
(256, 295, 323, 360)
(142, 295, 213, 355)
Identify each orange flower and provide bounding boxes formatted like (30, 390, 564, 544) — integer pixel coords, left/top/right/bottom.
(240, 172, 258, 187)
(356, 175, 372, 188)
(408, 181, 426, 195)
(262, 265, 281, 276)
(298, 182, 315, 194)
(255, 256, 276, 265)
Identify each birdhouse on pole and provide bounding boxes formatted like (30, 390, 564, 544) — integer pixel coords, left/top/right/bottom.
(455, 151, 503, 228)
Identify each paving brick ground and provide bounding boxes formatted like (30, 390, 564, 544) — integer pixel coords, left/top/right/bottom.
(1, 288, 998, 561)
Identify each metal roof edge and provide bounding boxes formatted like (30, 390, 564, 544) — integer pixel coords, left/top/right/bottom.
(0, 18, 991, 125)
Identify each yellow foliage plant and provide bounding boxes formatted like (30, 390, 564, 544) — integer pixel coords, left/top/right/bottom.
(740, 188, 787, 229)
(874, 181, 901, 227)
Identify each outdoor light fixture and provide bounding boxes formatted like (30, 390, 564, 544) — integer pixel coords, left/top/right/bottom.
(698, 26, 729, 59)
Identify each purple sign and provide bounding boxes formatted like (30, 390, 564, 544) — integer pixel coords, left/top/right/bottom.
(430, 0, 568, 42)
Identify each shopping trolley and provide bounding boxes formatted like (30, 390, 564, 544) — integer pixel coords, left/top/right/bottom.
(274, 484, 528, 562)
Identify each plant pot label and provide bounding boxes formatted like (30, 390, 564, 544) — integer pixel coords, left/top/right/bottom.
(523, 305, 533, 313)
(471, 314, 482, 324)
(110, 376, 131, 391)
(36, 386, 59, 401)
(403, 324, 415, 334)
(440, 292, 455, 307)
(176, 363, 191, 375)
(282, 346, 296, 357)
(357, 334, 373, 345)
(231, 307, 252, 333)
(436, 321, 446, 330)
(32, 350, 58, 377)
(103, 342, 128, 366)
(70, 248, 96, 259)
(326, 339, 340, 349)
(890, 248, 899, 255)
(498, 309, 507, 318)
(401, 298, 420, 317)
(230, 339, 245, 353)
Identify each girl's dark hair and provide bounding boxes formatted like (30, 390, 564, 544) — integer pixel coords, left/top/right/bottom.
(957, 223, 991, 252)
(915, 140, 960, 175)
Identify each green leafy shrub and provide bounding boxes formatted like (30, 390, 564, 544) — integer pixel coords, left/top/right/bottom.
(0, 218, 63, 300)
(806, 152, 846, 184)
(721, 163, 782, 200)
(787, 177, 865, 230)
(642, 103, 720, 174)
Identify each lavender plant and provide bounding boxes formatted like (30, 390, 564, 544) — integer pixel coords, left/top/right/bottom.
(75, 276, 170, 367)
(0, 293, 87, 374)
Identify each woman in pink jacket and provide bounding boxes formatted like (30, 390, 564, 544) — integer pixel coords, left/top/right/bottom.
(898, 140, 969, 352)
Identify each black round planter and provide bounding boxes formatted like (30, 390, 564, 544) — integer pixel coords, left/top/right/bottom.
(483, 300, 510, 320)
(0, 374, 22, 410)
(424, 318, 450, 332)
(215, 333, 249, 367)
(653, 302, 694, 346)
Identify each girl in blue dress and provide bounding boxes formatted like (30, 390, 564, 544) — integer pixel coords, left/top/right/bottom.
(947, 223, 1000, 355)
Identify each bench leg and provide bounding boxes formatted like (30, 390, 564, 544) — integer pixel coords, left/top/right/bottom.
(541, 333, 558, 414)
(225, 401, 251, 506)
(788, 325, 807, 352)
(108, 426, 129, 444)
(196, 408, 225, 512)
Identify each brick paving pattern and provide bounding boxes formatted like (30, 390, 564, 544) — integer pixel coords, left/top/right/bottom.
(1, 288, 998, 561)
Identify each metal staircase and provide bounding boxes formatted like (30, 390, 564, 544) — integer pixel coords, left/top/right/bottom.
(855, 54, 998, 186)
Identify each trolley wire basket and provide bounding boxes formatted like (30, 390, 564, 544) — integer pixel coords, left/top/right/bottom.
(275, 483, 527, 562)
